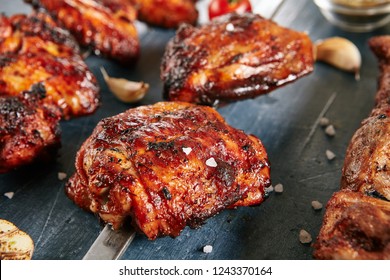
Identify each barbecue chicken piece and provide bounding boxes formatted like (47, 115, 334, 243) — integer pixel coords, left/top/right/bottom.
(130, 0, 198, 29)
(341, 36, 390, 201)
(313, 190, 390, 260)
(28, 0, 140, 64)
(0, 84, 61, 173)
(161, 13, 314, 105)
(66, 102, 271, 239)
(0, 12, 99, 118)
(0, 12, 99, 172)
(314, 36, 390, 260)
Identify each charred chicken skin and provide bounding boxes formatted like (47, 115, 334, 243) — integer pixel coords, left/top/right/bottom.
(130, 0, 198, 29)
(28, 0, 140, 64)
(66, 102, 270, 239)
(0, 83, 61, 173)
(314, 36, 390, 260)
(0, 12, 99, 172)
(161, 13, 314, 105)
(0, 12, 99, 118)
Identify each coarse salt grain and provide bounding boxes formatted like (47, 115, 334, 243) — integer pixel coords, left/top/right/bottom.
(325, 125, 336, 136)
(299, 229, 312, 244)
(4, 192, 14, 199)
(319, 117, 330, 127)
(206, 157, 218, 167)
(274, 183, 283, 193)
(311, 200, 323, 210)
(326, 149, 336, 161)
(58, 172, 67, 181)
(182, 147, 192, 155)
(226, 23, 235, 32)
(203, 245, 213, 253)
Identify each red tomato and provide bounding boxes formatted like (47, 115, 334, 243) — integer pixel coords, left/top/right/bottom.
(208, 0, 252, 20)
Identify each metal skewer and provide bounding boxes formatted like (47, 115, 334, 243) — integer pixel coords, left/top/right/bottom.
(83, 224, 136, 260)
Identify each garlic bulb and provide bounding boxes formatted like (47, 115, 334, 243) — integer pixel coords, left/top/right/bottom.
(100, 67, 149, 103)
(314, 37, 361, 80)
(0, 219, 34, 260)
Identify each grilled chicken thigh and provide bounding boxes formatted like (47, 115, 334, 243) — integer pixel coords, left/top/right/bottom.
(66, 102, 270, 239)
(0, 84, 61, 173)
(0, 12, 99, 172)
(28, 0, 140, 64)
(314, 191, 390, 259)
(314, 36, 390, 260)
(341, 36, 390, 201)
(161, 13, 314, 105)
(130, 0, 198, 29)
(0, 12, 99, 118)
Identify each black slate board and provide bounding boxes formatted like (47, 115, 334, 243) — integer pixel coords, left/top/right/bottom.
(1, 0, 389, 260)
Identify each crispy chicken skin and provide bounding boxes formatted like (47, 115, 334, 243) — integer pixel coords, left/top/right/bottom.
(314, 36, 390, 260)
(130, 0, 198, 29)
(161, 13, 314, 105)
(0, 12, 99, 118)
(28, 0, 140, 64)
(66, 102, 270, 239)
(0, 83, 61, 173)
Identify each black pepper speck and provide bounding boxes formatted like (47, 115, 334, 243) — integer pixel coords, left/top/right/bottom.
(162, 187, 172, 200)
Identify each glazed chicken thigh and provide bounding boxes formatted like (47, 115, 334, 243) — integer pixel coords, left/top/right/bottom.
(0, 84, 61, 173)
(28, 0, 140, 64)
(0, 12, 99, 118)
(161, 13, 314, 105)
(66, 102, 271, 239)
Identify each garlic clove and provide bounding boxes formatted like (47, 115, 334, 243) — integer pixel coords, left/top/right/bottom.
(0, 219, 34, 260)
(314, 37, 361, 80)
(100, 67, 149, 103)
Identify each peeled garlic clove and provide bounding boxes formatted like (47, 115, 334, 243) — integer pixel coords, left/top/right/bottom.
(100, 67, 149, 103)
(0, 219, 34, 260)
(315, 37, 361, 80)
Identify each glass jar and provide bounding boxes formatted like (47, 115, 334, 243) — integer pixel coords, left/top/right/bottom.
(314, 0, 390, 32)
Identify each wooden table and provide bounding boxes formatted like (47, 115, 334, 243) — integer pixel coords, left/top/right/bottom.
(1, 0, 389, 260)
